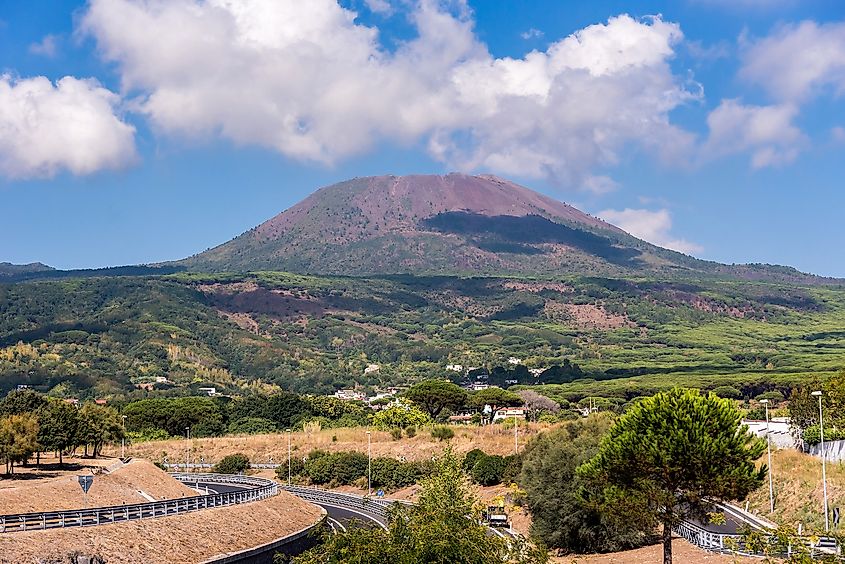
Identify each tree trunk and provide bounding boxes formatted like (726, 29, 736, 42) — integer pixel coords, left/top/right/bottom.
(59, 449, 63, 465)
(662, 521, 673, 564)
(36, 451, 40, 468)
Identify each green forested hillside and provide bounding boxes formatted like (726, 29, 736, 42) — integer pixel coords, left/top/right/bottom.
(1, 272, 844, 400)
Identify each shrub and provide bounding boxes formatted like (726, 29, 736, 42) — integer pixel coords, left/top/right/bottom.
(304, 451, 368, 485)
(430, 426, 454, 441)
(501, 454, 522, 484)
(754, 390, 785, 403)
(404, 425, 417, 438)
(802, 425, 845, 446)
(227, 417, 278, 435)
(462, 448, 486, 472)
(213, 453, 250, 474)
(371, 457, 424, 490)
(275, 455, 305, 481)
(471, 454, 506, 486)
(712, 386, 742, 400)
(390, 428, 403, 441)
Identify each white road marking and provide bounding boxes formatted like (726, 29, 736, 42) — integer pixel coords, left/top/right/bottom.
(327, 517, 346, 533)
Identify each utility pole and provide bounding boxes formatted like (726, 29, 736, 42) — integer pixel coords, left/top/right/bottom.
(121, 415, 127, 459)
(513, 416, 518, 455)
(287, 428, 292, 486)
(185, 426, 190, 473)
(366, 430, 372, 496)
(760, 399, 774, 513)
(812, 390, 829, 532)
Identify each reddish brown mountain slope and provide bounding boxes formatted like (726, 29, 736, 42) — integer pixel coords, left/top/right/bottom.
(178, 173, 823, 282)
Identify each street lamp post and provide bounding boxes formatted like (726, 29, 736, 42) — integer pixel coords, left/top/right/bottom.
(121, 415, 127, 460)
(286, 428, 292, 486)
(760, 399, 774, 513)
(812, 390, 829, 532)
(513, 416, 518, 455)
(366, 430, 372, 496)
(185, 426, 190, 474)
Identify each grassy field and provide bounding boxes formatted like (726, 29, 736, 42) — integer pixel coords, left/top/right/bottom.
(746, 448, 845, 534)
(125, 422, 545, 465)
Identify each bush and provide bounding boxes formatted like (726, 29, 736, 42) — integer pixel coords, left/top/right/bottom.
(404, 425, 417, 438)
(228, 417, 278, 435)
(471, 454, 506, 486)
(501, 454, 522, 484)
(390, 428, 403, 441)
(213, 453, 250, 474)
(754, 390, 785, 403)
(370, 457, 424, 490)
(275, 455, 305, 481)
(462, 448, 486, 472)
(802, 425, 845, 446)
(430, 426, 454, 441)
(304, 451, 368, 485)
(712, 386, 742, 400)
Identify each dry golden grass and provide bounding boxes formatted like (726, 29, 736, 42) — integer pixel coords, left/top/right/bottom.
(746, 448, 845, 533)
(550, 538, 759, 563)
(127, 422, 551, 466)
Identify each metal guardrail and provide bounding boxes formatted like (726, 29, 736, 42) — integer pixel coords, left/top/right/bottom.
(675, 519, 840, 559)
(0, 473, 277, 533)
(282, 485, 395, 526)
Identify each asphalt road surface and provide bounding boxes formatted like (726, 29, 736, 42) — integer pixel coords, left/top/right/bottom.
(192, 480, 385, 531)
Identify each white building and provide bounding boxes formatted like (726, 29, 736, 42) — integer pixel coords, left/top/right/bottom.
(507, 357, 522, 365)
(334, 389, 367, 401)
(743, 417, 795, 449)
(446, 364, 464, 372)
(364, 364, 380, 375)
(492, 407, 527, 422)
(198, 387, 217, 397)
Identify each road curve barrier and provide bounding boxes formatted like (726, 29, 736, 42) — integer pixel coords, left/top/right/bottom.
(0, 473, 277, 533)
(282, 485, 397, 528)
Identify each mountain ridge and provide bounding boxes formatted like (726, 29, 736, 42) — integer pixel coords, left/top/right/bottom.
(177, 173, 835, 285)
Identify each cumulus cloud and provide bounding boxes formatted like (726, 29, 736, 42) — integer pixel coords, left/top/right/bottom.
(740, 20, 845, 102)
(29, 34, 59, 57)
(0, 75, 137, 179)
(80, 1, 697, 188)
(364, 0, 392, 14)
(520, 28, 543, 40)
(598, 208, 702, 255)
(703, 99, 806, 168)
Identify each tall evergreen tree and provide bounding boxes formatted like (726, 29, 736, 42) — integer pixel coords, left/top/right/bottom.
(579, 388, 766, 564)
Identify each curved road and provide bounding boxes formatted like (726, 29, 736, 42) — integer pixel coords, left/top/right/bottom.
(191, 480, 385, 532)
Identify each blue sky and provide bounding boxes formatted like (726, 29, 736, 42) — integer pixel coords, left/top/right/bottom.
(1, 0, 844, 276)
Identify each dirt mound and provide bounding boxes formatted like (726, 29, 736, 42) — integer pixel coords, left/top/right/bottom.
(0, 490, 323, 564)
(0, 459, 195, 514)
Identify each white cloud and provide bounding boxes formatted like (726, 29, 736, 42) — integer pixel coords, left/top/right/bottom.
(703, 99, 806, 168)
(740, 20, 845, 102)
(598, 207, 702, 255)
(364, 0, 392, 14)
(28, 34, 59, 58)
(832, 126, 845, 143)
(520, 28, 543, 40)
(0, 75, 137, 179)
(81, 2, 698, 188)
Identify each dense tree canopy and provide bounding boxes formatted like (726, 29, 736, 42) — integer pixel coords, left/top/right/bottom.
(406, 380, 468, 420)
(294, 449, 546, 564)
(579, 388, 766, 564)
(520, 414, 653, 553)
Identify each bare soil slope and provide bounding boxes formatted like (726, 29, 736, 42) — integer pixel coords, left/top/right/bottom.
(0, 458, 195, 514)
(0, 490, 323, 564)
